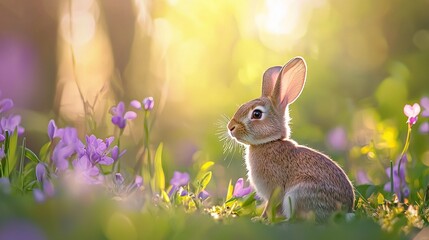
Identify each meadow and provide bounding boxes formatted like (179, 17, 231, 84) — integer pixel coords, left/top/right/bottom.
(0, 0, 429, 239)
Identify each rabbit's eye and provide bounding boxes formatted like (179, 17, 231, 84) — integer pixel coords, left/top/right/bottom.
(251, 109, 263, 119)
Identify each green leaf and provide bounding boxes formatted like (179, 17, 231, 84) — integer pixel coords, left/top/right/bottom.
(226, 179, 233, 201)
(23, 162, 37, 191)
(154, 143, 165, 191)
(267, 187, 282, 222)
(241, 192, 256, 208)
(24, 180, 38, 191)
(199, 171, 212, 191)
(39, 142, 51, 162)
(25, 148, 40, 163)
(6, 130, 19, 175)
(355, 184, 379, 199)
(225, 197, 238, 205)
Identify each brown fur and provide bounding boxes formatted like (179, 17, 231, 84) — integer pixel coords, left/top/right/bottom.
(228, 57, 355, 222)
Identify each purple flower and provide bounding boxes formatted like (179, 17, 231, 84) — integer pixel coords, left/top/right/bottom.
(420, 122, 429, 134)
(124, 175, 143, 193)
(384, 155, 409, 200)
(115, 173, 125, 185)
(421, 97, 429, 117)
(110, 102, 137, 129)
(0, 114, 24, 135)
(35, 163, 46, 182)
(43, 178, 55, 197)
(82, 135, 116, 166)
(0, 134, 4, 142)
(131, 97, 155, 111)
(327, 127, 347, 151)
(33, 175, 55, 202)
(404, 103, 420, 126)
(169, 171, 190, 196)
(51, 124, 121, 185)
(33, 189, 45, 203)
(47, 119, 58, 140)
(180, 189, 188, 196)
(0, 98, 13, 114)
(52, 127, 80, 171)
(70, 135, 119, 185)
(233, 178, 252, 197)
(35, 162, 55, 199)
(135, 175, 143, 187)
(198, 190, 210, 200)
(52, 143, 74, 171)
(56, 127, 79, 145)
(143, 97, 154, 111)
(130, 100, 142, 109)
(110, 146, 126, 162)
(111, 146, 119, 161)
(0, 145, 4, 159)
(170, 171, 190, 187)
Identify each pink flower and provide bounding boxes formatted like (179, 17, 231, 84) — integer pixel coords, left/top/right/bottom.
(403, 103, 420, 125)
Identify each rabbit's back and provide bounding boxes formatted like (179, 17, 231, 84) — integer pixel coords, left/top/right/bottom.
(247, 140, 354, 220)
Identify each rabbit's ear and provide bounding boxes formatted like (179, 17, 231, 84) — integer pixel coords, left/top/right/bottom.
(272, 57, 307, 109)
(262, 66, 282, 97)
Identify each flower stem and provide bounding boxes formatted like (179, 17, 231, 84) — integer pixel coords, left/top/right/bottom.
(390, 160, 393, 196)
(144, 111, 152, 177)
(399, 124, 412, 160)
(0, 158, 3, 177)
(4, 131, 9, 176)
(396, 124, 412, 201)
(117, 136, 121, 172)
(19, 137, 26, 193)
(113, 130, 123, 173)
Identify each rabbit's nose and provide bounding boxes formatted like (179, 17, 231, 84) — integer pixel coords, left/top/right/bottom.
(229, 125, 236, 132)
(228, 125, 236, 138)
(227, 121, 237, 135)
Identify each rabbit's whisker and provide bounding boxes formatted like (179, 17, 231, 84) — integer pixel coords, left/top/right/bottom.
(215, 114, 242, 168)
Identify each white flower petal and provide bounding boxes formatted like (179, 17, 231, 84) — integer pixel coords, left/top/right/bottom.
(404, 104, 413, 117)
(412, 103, 421, 116)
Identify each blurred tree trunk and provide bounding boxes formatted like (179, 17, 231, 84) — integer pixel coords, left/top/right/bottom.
(99, 0, 135, 74)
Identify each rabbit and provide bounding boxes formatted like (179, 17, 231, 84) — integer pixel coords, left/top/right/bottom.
(227, 57, 354, 222)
